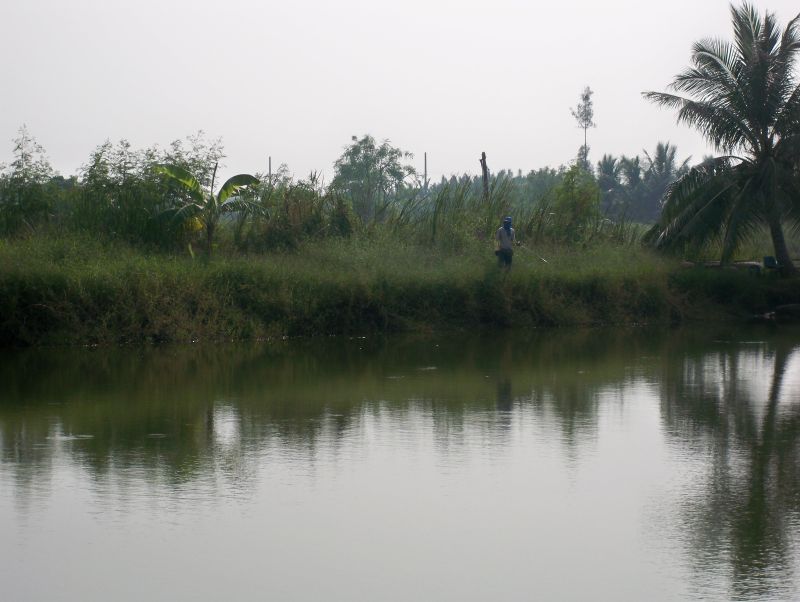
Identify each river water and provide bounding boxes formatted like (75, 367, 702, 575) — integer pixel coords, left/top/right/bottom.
(1, 325, 799, 601)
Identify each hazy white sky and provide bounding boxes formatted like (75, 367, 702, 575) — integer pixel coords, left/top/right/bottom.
(1, 0, 798, 182)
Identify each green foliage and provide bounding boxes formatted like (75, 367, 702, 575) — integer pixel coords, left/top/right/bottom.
(597, 144, 691, 223)
(386, 173, 515, 249)
(73, 139, 178, 247)
(68, 132, 230, 249)
(0, 126, 56, 235)
(8, 125, 53, 184)
(331, 135, 417, 223)
(550, 165, 601, 242)
(154, 163, 259, 256)
(644, 2, 800, 274)
(162, 131, 226, 188)
(571, 86, 596, 171)
(384, 165, 638, 252)
(233, 171, 355, 253)
(0, 121, 790, 286)
(4, 232, 796, 345)
(0, 126, 698, 257)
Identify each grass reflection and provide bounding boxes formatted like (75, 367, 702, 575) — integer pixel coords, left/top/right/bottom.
(0, 328, 658, 483)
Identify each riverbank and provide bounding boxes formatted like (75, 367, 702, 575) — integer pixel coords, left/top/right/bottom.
(1, 234, 797, 346)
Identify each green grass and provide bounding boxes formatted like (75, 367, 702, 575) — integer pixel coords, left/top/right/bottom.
(0, 233, 796, 346)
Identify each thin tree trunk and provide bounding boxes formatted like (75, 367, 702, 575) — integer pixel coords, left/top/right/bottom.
(479, 152, 489, 202)
(767, 211, 796, 276)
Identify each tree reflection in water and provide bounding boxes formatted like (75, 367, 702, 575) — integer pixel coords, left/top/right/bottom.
(1, 326, 799, 598)
(659, 329, 800, 599)
(0, 330, 643, 489)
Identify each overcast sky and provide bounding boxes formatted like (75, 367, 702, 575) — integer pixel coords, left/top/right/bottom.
(2, 0, 799, 182)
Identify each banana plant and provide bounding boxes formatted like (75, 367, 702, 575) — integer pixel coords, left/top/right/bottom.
(154, 162, 259, 256)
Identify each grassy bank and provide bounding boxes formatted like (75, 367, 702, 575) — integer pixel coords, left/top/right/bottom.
(0, 234, 797, 346)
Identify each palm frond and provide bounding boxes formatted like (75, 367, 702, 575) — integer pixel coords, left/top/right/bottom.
(644, 92, 757, 152)
(648, 158, 739, 250)
(153, 164, 204, 204)
(680, 40, 743, 101)
(731, 3, 761, 65)
(774, 84, 800, 136)
(218, 174, 259, 204)
(160, 202, 203, 223)
(767, 14, 800, 117)
(720, 178, 763, 262)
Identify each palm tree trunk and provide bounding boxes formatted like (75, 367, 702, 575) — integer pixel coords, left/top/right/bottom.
(767, 211, 796, 276)
(732, 339, 789, 575)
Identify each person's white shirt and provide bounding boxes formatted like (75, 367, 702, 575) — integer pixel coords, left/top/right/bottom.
(496, 226, 515, 251)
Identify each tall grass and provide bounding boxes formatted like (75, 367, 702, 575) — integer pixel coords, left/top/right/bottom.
(382, 167, 639, 252)
(2, 231, 794, 346)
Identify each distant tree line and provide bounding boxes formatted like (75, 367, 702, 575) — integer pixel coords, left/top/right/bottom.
(0, 126, 692, 255)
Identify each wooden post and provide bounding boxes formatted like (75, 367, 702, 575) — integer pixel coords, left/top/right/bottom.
(268, 156, 272, 183)
(424, 152, 428, 191)
(479, 152, 489, 201)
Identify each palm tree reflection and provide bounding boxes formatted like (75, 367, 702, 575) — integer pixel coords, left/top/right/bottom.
(660, 332, 800, 598)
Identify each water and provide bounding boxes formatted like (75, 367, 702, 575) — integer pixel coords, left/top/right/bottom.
(1, 325, 799, 601)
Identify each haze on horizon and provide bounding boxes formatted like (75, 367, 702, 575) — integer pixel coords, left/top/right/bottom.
(2, 0, 799, 182)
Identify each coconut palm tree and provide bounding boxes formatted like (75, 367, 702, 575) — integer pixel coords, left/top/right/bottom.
(643, 142, 690, 195)
(644, 3, 800, 275)
(638, 142, 691, 223)
(597, 154, 624, 215)
(154, 163, 259, 256)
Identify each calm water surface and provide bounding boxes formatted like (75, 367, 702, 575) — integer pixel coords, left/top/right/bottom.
(1, 326, 800, 601)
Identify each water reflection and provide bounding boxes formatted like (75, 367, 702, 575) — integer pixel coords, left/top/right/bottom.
(0, 329, 651, 484)
(658, 330, 800, 600)
(1, 325, 799, 600)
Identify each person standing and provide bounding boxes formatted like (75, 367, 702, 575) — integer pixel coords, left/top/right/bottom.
(495, 216, 515, 267)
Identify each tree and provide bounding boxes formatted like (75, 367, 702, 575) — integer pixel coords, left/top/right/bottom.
(643, 143, 690, 193)
(596, 154, 623, 214)
(330, 135, 416, 223)
(0, 126, 55, 234)
(8, 125, 53, 185)
(551, 164, 601, 241)
(154, 163, 259, 256)
(163, 131, 225, 188)
(644, 3, 800, 274)
(634, 142, 690, 223)
(77, 139, 168, 245)
(76, 134, 227, 247)
(571, 86, 596, 172)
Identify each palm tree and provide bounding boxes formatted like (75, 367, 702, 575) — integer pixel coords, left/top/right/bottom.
(155, 163, 259, 257)
(639, 142, 691, 222)
(642, 142, 690, 192)
(597, 154, 622, 191)
(644, 3, 800, 275)
(596, 154, 624, 215)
